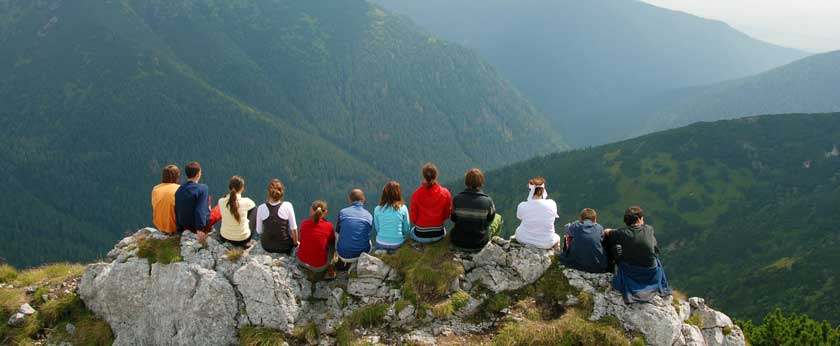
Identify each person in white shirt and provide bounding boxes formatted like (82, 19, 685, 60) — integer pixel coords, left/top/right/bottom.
(255, 179, 299, 254)
(219, 176, 256, 247)
(514, 177, 560, 249)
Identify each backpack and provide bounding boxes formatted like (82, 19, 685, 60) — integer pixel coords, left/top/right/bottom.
(260, 203, 293, 253)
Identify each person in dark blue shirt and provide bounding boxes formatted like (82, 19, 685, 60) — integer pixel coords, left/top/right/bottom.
(336, 189, 374, 263)
(560, 208, 609, 273)
(175, 161, 211, 242)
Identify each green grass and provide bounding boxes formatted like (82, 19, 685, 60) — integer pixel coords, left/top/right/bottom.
(238, 326, 286, 346)
(0, 264, 17, 283)
(12, 263, 85, 287)
(494, 309, 631, 346)
(378, 238, 463, 304)
(483, 293, 511, 315)
(293, 322, 319, 344)
(687, 313, 704, 329)
(723, 325, 733, 336)
(136, 235, 183, 265)
(336, 304, 389, 346)
(431, 290, 470, 318)
(394, 299, 411, 314)
(31, 287, 49, 307)
(225, 248, 245, 262)
(39, 294, 82, 326)
(0, 288, 25, 313)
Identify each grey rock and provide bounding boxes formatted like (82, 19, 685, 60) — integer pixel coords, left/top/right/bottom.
(348, 277, 385, 297)
(682, 324, 705, 346)
(19, 303, 35, 315)
(472, 242, 508, 267)
(233, 260, 302, 333)
(66, 322, 76, 336)
(355, 253, 391, 280)
(405, 330, 436, 345)
(7, 312, 26, 327)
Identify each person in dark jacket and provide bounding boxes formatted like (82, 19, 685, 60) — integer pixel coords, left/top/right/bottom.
(609, 206, 671, 303)
(336, 189, 374, 262)
(450, 168, 503, 252)
(175, 161, 211, 243)
(560, 208, 608, 273)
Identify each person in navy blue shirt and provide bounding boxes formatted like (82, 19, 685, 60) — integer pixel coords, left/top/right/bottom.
(175, 161, 211, 242)
(336, 189, 374, 263)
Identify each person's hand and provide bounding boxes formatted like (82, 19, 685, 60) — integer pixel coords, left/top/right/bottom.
(197, 231, 208, 243)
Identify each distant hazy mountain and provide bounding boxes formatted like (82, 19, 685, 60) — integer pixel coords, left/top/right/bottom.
(484, 113, 840, 323)
(0, 0, 565, 267)
(371, 0, 808, 145)
(638, 50, 840, 133)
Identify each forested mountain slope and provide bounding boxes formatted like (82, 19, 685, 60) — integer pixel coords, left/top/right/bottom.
(637, 50, 840, 133)
(484, 113, 840, 323)
(371, 0, 808, 145)
(0, 0, 565, 267)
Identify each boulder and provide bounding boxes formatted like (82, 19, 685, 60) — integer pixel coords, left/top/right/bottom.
(19, 303, 35, 315)
(7, 312, 26, 327)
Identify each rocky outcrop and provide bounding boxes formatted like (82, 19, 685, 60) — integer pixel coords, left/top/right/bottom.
(79, 229, 746, 346)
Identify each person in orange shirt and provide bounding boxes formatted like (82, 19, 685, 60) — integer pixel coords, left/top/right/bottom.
(151, 165, 181, 233)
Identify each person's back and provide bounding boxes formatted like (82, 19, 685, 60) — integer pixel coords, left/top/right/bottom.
(409, 163, 452, 243)
(152, 165, 181, 234)
(218, 176, 256, 246)
(175, 162, 210, 233)
(257, 179, 298, 254)
(514, 177, 560, 249)
(336, 190, 374, 261)
(560, 209, 608, 273)
(298, 218, 335, 268)
(450, 168, 501, 252)
(611, 224, 658, 268)
(609, 206, 670, 303)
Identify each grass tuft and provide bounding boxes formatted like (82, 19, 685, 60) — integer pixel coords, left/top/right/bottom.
(225, 248, 245, 262)
(136, 235, 183, 265)
(686, 313, 704, 329)
(379, 238, 463, 304)
(336, 304, 389, 346)
(0, 288, 26, 313)
(293, 322, 319, 344)
(494, 309, 629, 346)
(394, 299, 411, 314)
(13, 263, 85, 287)
(238, 326, 286, 346)
(431, 290, 470, 318)
(40, 294, 83, 326)
(0, 264, 17, 283)
(723, 325, 733, 336)
(483, 293, 511, 314)
(69, 316, 115, 346)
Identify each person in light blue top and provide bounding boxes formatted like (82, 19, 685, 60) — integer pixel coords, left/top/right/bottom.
(373, 181, 410, 250)
(336, 189, 374, 262)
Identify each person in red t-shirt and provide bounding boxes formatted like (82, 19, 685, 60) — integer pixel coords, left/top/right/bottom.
(409, 163, 452, 243)
(297, 200, 337, 280)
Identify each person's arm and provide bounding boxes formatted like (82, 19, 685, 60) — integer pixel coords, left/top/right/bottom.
(292, 228, 299, 246)
(441, 190, 452, 221)
(486, 199, 496, 224)
(335, 211, 343, 235)
(516, 202, 525, 221)
(373, 207, 381, 238)
(401, 206, 411, 238)
(409, 194, 419, 224)
(254, 205, 265, 235)
(195, 187, 210, 230)
(449, 200, 458, 222)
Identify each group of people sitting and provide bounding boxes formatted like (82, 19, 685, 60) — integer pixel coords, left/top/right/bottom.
(151, 161, 670, 303)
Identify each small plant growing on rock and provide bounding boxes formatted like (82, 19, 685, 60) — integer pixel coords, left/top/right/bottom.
(293, 322, 319, 344)
(378, 238, 463, 304)
(136, 236, 183, 265)
(239, 326, 287, 346)
(225, 248, 245, 262)
(687, 313, 704, 329)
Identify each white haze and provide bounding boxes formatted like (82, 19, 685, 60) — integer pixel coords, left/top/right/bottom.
(642, 0, 840, 53)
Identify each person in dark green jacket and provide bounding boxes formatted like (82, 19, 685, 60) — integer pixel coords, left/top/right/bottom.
(608, 206, 671, 303)
(450, 168, 503, 252)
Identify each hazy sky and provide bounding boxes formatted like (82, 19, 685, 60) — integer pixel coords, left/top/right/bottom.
(641, 0, 840, 53)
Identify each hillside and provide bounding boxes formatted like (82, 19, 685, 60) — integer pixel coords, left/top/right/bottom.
(370, 0, 807, 145)
(637, 50, 840, 133)
(0, 0, 566, 268)
(483, 113, 840, 323)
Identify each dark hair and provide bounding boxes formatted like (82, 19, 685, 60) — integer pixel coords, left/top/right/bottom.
(227, 176, 245, 223)
(579, 208, 597, 222)
(529, 177, 546, 198)
(311, 200, 328, 224)
(161, 165, 180, 184)
(623, 206, 644, 226)
(422, 163, 438, 189)
(379, 181, 404, 210)
(267, 179, 284, 202)
(185, 161, 201, 179)
(465, 168, 485, 189)
(349, 189, 365, 202)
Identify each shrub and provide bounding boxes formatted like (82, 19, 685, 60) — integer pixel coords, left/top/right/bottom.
(379, 238, 463, 304)
(238, 326, 286, 346)
(136, 236, 183, 265)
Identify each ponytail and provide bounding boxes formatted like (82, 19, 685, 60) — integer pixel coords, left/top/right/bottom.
(422, 162, 438, 190)
(227, 176, 245, 223)
(311, 200, 328, 224)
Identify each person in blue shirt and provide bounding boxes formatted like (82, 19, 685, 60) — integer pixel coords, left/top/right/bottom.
(175, 161, 211, 242)
(374, 181, 411, 251)
(336, 189, 374, 263)
(560, 208, 609, 273)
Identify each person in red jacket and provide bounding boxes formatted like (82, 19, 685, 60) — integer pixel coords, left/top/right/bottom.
(297, 200, 337, 280)
(409, 163, 452, 243)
